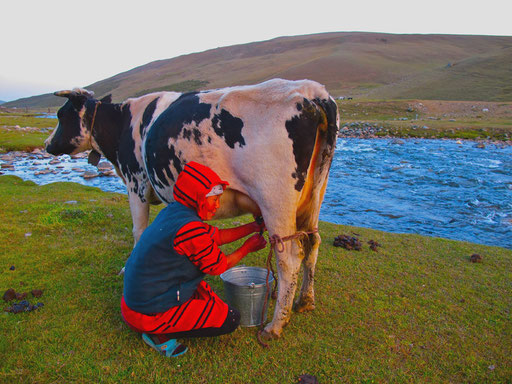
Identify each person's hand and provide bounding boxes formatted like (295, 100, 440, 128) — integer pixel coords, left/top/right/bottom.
(251, 216, 266, 233)
(243, 234, 267, 253)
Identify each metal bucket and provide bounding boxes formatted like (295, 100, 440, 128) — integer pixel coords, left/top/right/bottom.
(220, 266, 274, 327)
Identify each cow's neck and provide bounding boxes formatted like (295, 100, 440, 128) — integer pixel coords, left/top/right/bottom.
(86, 100, 126, 164)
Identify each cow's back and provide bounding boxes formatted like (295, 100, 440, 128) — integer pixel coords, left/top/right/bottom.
(143, 79, 338, 215)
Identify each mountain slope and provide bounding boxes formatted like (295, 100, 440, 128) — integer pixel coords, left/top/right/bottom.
(5, 32, 512, 108)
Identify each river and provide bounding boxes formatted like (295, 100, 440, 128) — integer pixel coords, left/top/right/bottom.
(1, 138, 510, 249)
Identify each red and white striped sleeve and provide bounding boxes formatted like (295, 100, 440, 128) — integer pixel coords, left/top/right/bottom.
(173, 221, 227, 275)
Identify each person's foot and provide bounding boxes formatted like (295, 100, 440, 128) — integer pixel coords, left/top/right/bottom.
(142, 333, 188, 357)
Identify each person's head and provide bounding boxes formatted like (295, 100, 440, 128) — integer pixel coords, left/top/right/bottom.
(173, 162, 229, 220)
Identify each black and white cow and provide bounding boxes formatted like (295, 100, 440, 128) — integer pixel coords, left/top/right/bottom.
(45, 79, 339, 339)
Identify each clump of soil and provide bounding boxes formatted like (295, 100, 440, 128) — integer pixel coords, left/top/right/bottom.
(3, 288, 16, 302)
(31, 289, 44, 298)
(297, 374, 319, 384)
(3, 288, 33, 302)
(368, 240, 382, 251)
(470, 254, 482, 263)
(333, 235, 362, 250)
(4, 300, 44, 314)
(3, 288, 44, 313)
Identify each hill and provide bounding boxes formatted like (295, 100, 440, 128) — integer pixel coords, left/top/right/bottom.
(4, 32, 512, 108)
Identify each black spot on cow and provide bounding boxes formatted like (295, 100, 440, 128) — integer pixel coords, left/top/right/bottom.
(212, 109, 245, 149)
(139, 97, 159, 137)
(144, 93, 210, 200)
(285, 98, 321, 191)
(193, 128, 202, 145)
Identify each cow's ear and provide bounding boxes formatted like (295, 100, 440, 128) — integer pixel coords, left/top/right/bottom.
(100, 94, 112, 104)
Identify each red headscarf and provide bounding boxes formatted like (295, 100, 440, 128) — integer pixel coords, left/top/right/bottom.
(173, 162, 229, 220)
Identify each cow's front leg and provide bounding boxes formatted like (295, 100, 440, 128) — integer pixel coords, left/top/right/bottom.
(128, 191, 150, 245)
(294, 232, 321, 312)
(118, 191, 150, 275)
(261, 239, 304, 339)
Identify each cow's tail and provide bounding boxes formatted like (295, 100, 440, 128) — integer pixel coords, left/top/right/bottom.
(296, 96, 339, 231)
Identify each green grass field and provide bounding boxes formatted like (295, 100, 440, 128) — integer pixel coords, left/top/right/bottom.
(1, 176, 510, 383)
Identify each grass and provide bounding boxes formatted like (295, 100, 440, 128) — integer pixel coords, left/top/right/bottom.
(0, 175, 511, 383)
(337, 99, 512, 141)
(0, 113, 55, 152)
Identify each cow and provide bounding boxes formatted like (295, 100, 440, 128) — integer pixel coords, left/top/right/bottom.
(45, 79, 339, 340)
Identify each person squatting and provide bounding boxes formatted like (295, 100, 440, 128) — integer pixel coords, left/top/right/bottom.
(121, 161, 267, 357)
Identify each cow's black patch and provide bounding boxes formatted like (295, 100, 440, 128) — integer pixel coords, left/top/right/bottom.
(140, 97, 159, 137)
(285, 98, 322, 191)
(144, 93, 210, 198)
(211, 109, 245, 149)
(150, 92, 211, 138)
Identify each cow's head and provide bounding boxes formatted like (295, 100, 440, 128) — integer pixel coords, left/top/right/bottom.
(45, 88, 96, 156)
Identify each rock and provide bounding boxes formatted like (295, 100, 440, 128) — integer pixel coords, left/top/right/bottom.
(3, 288, 16, 302)
(9, 265, 15, 271)
(1, 163, 14, 169)
(71, 168, 85, 172)
(64, 200, 78, 205)
(97, 161, 113, 171)
(82, 171, 99, 179)
(49, 159, 61, 165)
(470, 254, 482, 263)
(25, 232, 32, 237)
(4, 300, 44, 314)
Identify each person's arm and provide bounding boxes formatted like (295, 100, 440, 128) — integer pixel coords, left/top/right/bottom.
(225, 234, 267, 269)
(217, 221, 264, 246)
(174, 222, 267, 275)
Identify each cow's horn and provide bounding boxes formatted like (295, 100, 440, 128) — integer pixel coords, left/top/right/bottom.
(54, 90, 78, 98)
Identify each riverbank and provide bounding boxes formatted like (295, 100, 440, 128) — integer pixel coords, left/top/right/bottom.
(2, 99, 512, 153)
(0, 175, 510, 383)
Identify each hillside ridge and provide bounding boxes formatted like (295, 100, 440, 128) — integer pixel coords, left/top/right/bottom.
(4, 31, 512, 108)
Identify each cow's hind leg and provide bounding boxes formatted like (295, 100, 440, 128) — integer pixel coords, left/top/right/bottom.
(261, 227, 304, 340)
(294, 232, 321, 312)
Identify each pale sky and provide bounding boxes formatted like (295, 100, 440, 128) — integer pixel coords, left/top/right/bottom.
(1, 0, 510, 102)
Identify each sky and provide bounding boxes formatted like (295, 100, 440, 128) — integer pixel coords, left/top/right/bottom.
(1, 0, 511, 102)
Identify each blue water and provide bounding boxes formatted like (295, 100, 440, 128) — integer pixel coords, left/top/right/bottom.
(1, 138, 511, 248)
(321, 139, 512, 249)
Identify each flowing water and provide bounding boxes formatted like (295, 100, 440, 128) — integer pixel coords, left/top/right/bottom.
(1, 138, 510, 249)
(322, 139, 511, 249)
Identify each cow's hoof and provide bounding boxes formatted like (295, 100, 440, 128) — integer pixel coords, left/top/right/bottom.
(261, 325, 281, 340)
(293, 299, 315, 313)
